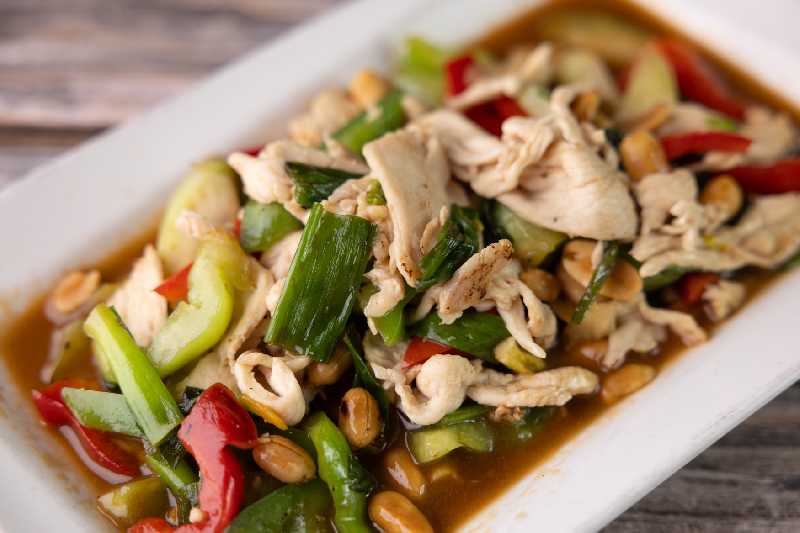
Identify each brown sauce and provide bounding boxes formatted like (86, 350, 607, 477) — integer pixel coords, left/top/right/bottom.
(0, 1, 797, 531)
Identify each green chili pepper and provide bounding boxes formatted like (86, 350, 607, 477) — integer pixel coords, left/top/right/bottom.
(305, 412, 374, 533)
(265, 204, 375, 362)
(97, 477, 170, 529)
(61, 387, 142, 438)
(149, 232, 251, 376)
(228, 479, 333, 533)
(572, 241, 620, 324)
(332, 90, 407, 155)
(84, 304, 183, 445)
(239, 201, 302, 253)
(286, 162, 365, 208)
(412, 310, 508, 362)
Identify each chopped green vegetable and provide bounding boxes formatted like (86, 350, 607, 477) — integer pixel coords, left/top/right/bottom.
(617, 45, 678, 122)
(366, 180, 386, 205)
(409, 419, 494, 463)
(493, 337, 546, 374)
(780, 251, 800, 271)
(435, 404, 491, 427)
(332, 90, 406, 155)
(42, 319, 90, 383)
(572, 241, 620, 324)
(84, 304, 183, 445)
(97, 477, 169, 529)
(417, 205, 483, 291)
(156, 158, 240, 275)
(500, 406, 555, 443)
(492, 203, 566, 267)
(228, 480, 333, 533)
(286, 162, 365, 208)
(266, 204, 375, 362)
(371, 295, 408, 346)
(306, 412, 374, 533)
(239, 201, 302, 253)
(61, 388, 142, 437)
(412, 311, 507, 362)
(393, 36, 452, 105)
(149, 232, 251, 376)
(706, 114, 739, 132)
(144, 451, 198, 524)
(642, 265, 690, 291)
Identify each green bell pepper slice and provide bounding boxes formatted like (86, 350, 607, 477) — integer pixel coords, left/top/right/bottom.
(332, 89, 407, 155)
(228, 479, 333, 533)
(97, 477, 170, 529)
(239, 200, 302, 253)
(61, 387, 143, 438)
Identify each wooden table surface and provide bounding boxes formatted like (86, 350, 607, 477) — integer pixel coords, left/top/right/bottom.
(2, 1, 798, 531)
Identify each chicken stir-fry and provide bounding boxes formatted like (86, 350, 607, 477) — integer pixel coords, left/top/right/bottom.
(22, 7, 800, 533)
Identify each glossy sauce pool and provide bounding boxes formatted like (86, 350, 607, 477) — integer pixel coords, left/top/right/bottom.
(0, 0, 797, 531)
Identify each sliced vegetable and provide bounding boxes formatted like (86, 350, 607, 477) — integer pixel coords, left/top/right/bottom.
(130, 384, 258, 533)
(679, 272, 719, 306)
(366, 180, 386, 205)
(144, 452, 198, 524)
(394, 37, 451, 106)
(656, 38, 745, 120)
(403, 337, 456, 367)
(156, 158, 240, 275)
(412, 310, 508, 362)
(781, 250, 800, 272)
(371, 297, 408, 347)
(642, 265, 690, 291)
(728, 158, 800, 194)
(492, 202, 567, 267)
(617, 45, 677, 123)
(572, 241, 620, 324)
(408, 419, 494, 463)
(42, 319, 90, 383)
(517, 85, 551, 117)
(706, 114, 739, 132)
(239, 200, 302, 253)
(306, 412, 374, 533)
(266, 204, 375, 362)
(500, 406, 556, 443)
(435, 404, 491, 427)
(149, 232, 249, 376)
(228, 480, 333, 533)
(661, 131, 751, 161)
(332, 89, 406, 155)
(97, 477, 170, 529)
(286, 162, 365, 208)
(493, 337, 546, 374)
(62, 387, 143, 437)
(84, 304, 183, 445)
(32, 380, 139, 476)
(154, 262, 192, 304)
(444, 55, 474, 96)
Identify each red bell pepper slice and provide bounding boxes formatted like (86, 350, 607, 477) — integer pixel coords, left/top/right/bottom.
(32, 380, 139, 477)
(679, 273, 720, 306)
(445, 55, 474, 97)
(154, 263, 193, 304)
(661, 132, 751, 161)
(239, 145, 263, 157)
(728, 158, 800, 194)
(403, 337, 457, 367)
(656, 39, 745, 120)
(129, 384, 257, 533)
(232, 216, 242, 239)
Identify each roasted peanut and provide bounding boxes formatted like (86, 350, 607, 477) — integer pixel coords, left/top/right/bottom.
(699, 174, 743, 221)
(252, 435, 316, 484)
(626, 102, 671, 132)
(368, 491, 434, 533)
(339, 387, 381, 449)
(383, 447, 427, 501)
(560, 240, 642, 301)
(620, 129, 668, 181)
(306, 343, 352, 386)
(602, 363, 656, 403)
(520, 268, 561, 302)
(349, 69, 391, 108)
(49, 270, 101, 314)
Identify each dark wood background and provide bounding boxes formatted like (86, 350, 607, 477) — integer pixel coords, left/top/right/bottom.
(1, 1, 798, 531)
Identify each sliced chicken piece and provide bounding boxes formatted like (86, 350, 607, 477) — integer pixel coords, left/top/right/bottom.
(605, 317, 665, 370)
(446, 44, 554, 110)
(363, 331, 408, 370)
(363, 127, 451, 287)
(373, 354, 480, 426)
(467, 366, 598, 407)
(703, 279, 746, 322)
(636, 294, 706, 347)
(657, 103, 717, 136)
(228, 141, 368, 222)
(108, 245, 167, 347)
(288, 89, 361, 147)
(175, 209, 216, 239)
(364, 266, 406, 318)
(234, 351, 311, 426)
(260, 231, 302, 280)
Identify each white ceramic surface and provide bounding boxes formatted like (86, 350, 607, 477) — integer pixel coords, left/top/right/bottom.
(1, 1, 798, 532)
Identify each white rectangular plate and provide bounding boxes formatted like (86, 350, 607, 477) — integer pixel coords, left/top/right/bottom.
(1, 1, 799, 531)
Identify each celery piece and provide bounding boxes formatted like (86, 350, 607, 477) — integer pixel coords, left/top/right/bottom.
(239, 201, 302, 253)
(97, 477, 170, 529)
(492, 203, 566, 267)
(286, 162, 365, 208)
(157, 158, 240, 275)
(62, 388, 143, 438)
(332, 90, 406, 155)
(572, 241, 620, 324)
(84, 305, 183, 445)
(409, 419, 494, 464)
(412, 310, 507, 362)
(149, 232, 247, 376)
(265, 204, 375, 362)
